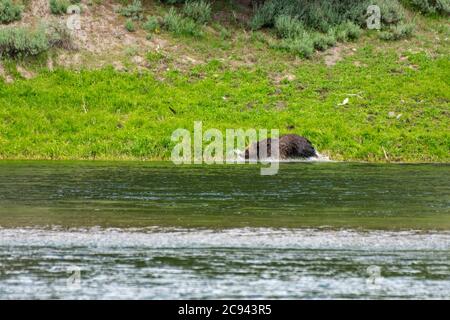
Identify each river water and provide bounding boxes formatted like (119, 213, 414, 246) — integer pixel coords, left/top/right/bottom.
(0, 162, 449, 299)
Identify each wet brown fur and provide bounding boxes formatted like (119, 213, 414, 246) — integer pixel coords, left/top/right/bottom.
(244, 134, 317, 160)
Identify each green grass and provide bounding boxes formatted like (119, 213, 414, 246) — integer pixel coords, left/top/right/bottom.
(0, 8, 448, 163)
(0, 43, 448, 162)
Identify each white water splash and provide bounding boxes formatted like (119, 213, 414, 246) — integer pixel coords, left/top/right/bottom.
(232, 149, 332, 163)
(1, 227, 449, 250)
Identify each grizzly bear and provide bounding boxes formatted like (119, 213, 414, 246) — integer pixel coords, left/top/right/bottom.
(244, 134, 317, 160)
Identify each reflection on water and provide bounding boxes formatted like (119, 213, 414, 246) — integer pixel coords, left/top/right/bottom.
(0, 161, 449, 229)
(0, 162, 449, 299)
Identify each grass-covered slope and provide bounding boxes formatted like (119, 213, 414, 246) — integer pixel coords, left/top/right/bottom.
(0, 1, 448, 162)
(1, 46, 448, 161)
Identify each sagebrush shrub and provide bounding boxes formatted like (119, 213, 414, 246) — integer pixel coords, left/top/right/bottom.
(0, 26, 49, 57)
(0, 0, 23, 24)
(183, 0, 211, 24)
(119, 0, 143, 20)
(267, 3, 364, 58)
(336, 21, 362, 41)
(160, 0, 184, 3)
(409, 0, 450, 15)
(251, 0, 369, 32)
(273, 35, 314, 58)
(312, 33, 336, 51)
(274, 15, 304, 39)
(379, 23, 415, 40)
(251, 0, 407, 33)
(249, 0, 278, 30)
(163, 8, 178, 30)
(372, 0, 405, 25)
(143, 16, 160, 32)
(163, 7, 201, 36)
(0, 22, 77, 57)
(49, 0, 70, 15)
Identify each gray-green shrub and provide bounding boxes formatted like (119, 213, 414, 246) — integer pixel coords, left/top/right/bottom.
(249, 0, 277, 30)
(274, 15, 304, 39)
(250, 0, 369, 32)
(372, 0, 405, 25)
(312, 33, 336, 51)
(182, 0, 211, 24)
(142, 16, 160, 32)
(272, 35, 314, 58)
(160, 0, 184, 3)
(250, 0, 407, 33)
(119, 0, 143, 20)
(409, 0, 450, 15)
(49, 0, 70, 15)
(335, 21, 362, 41)
(379, 23, 415, 40)
(0, 0, 23, 23)
(163, 7, 201, 36)
(0, 22, 76, 57)
(0, 26, 49, 57)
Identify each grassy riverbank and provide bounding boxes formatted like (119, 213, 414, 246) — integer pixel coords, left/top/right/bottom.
(0, 3, 448, 162)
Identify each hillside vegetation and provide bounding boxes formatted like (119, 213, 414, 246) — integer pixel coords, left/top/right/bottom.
(0, 0, 449, 162)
